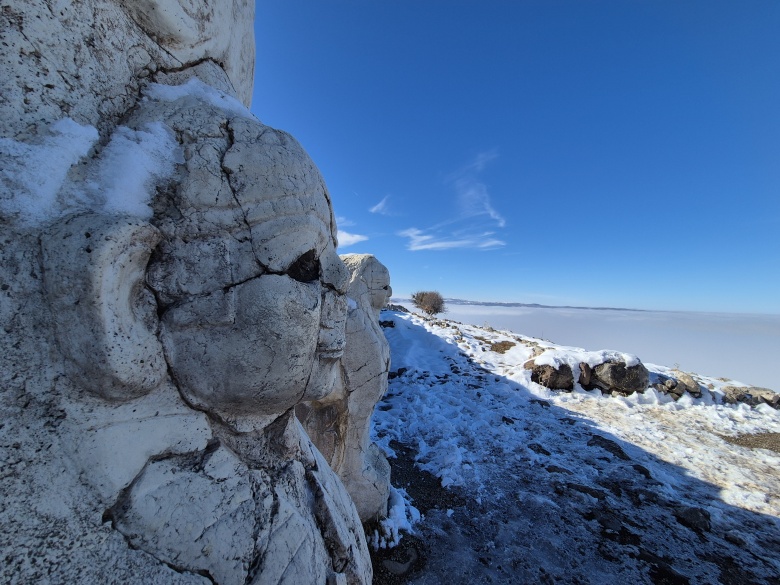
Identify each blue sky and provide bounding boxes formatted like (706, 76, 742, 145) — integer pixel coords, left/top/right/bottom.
(252, 1, 780, 314)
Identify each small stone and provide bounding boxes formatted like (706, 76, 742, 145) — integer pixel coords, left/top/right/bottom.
(672, 371, 702, 398)
(528, 443, 551, 456)
(724, 531, 746, 546)
(674, 506, 711, 533)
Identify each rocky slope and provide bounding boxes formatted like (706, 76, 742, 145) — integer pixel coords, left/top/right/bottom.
(371, 309, 780, 584)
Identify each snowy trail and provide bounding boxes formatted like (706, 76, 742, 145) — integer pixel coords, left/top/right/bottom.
(371, 310, 780, 584)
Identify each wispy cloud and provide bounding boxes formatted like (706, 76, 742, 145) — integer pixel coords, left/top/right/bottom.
(454, 177, 506, 227)
(337, 230, 369, 248)
(398, 151, 506, 252)
(369, 195, 392, 215)
(462, 149, 498, 174)
(399, 227, 504, 251)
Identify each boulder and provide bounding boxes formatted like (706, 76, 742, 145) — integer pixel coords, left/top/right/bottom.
(590, 360, 650, 395)
(525, 360, 574, 391)
(579, 362, 593, 388)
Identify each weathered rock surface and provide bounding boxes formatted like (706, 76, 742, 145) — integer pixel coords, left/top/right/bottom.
(298, 254, 393, 522)
(1, 3, 373, 584)
(0, 0, 254, 142)
(524, 360, 574, 391)
(722, 385, 780, 408)
(669, 370, 703, 399)
(590, 360, 650, 395)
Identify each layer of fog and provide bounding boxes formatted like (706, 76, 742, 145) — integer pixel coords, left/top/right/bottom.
(396, 301, 780, 391)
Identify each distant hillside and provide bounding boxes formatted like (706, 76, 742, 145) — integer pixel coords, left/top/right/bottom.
(391, 297, 647, 313)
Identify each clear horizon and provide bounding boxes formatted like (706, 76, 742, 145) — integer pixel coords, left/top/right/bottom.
(253, 1, 780, 314)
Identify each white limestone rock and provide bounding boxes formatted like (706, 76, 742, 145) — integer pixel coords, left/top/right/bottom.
(341, 254, 394, 321)
(1, 5, 373, 581)
(59, 383, 212, 505)
(125, 84, 350, 420)
(41, 214, 168, 400)
(123, 0, 255, 105)
(0, 228, 205, 584)
(0, 1, 253, 142)
(108, 413, 371, 585)
(298, 254, 393, 522)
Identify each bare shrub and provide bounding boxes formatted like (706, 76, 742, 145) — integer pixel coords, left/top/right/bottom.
(411, 291, 446, 316)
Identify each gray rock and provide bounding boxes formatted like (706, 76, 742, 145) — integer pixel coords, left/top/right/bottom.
(671, 371, 703, 398)
(591, 361, 650, 395)
(722, 385, 780, 408)
(587, 435, 631, 461)
(525, 360, 574, 391)
(674, 506, 711, 533)
(579, 362, 593, 388)
(651, 371, 703, 400)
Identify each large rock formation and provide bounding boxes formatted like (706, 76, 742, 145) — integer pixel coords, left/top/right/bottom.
(1, 3, 373, 584)
(298, 254, 393, 522)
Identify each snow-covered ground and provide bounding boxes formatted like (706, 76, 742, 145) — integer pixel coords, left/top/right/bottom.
(371, 309, 780, 584)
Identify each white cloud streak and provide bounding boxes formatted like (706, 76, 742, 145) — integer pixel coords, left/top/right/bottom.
(337, 230, 369, 248)
(369, 195, 391, 215)
(398, 228, 505, 251)
(454, 177, 506, 227)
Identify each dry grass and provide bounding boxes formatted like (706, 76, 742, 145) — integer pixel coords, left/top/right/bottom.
(489, 340, 516, 354)
(722, 432, 780, 454)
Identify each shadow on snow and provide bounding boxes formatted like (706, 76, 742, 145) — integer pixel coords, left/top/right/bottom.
(371, 310, 780, 585)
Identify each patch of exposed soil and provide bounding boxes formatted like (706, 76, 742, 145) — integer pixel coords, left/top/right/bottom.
(489, 340, 516, 354)
(722, 432, 780, 454)
(386, 441, 466, 514)
(369, 441, 466, 584)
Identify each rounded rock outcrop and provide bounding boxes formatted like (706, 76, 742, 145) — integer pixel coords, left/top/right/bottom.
(298, 254, 393, 522)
